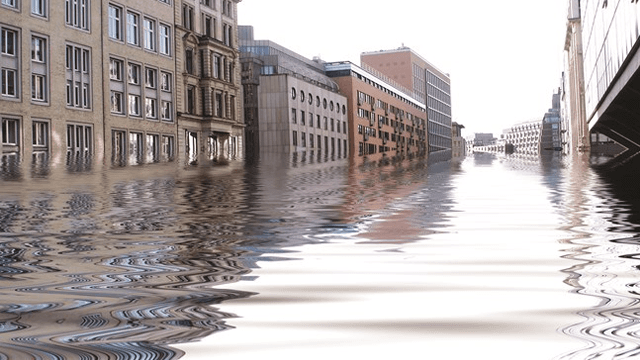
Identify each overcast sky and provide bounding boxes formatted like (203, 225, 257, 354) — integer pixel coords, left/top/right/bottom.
(238, 0, 568, 137)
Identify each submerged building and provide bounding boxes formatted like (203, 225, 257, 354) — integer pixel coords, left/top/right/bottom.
(360, 47, 452, 153)
(239, 26, 347, 157)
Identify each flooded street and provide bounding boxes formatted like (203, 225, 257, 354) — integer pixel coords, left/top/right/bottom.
(1, 152, 640, 359)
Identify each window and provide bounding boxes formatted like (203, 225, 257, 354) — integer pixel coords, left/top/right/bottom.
(109, 58, 123, 81)
(162, 135, 174, 160)
(182, 4, 194, 31)
(128, 63, 140, 84)
(309, 134, 314, 148)
(159, 24, 170, 55)
(223, 24, 232, 46)
(108, 4, 122, 40)
(1, 68, 17, 97)
(128, 94, 140, 116)
(1, 28, 16, 56)
(292, 130, 297, 147)
(31, 74, 46, 101)
(291, 108, 297, 124)
(65, 0, 89, 30)
(66, 123, 92, 153)
(126, 11, 139, 46)
(145, 67, 156, 88)
(110, 91, 123, 113)
(32, 0, 47, 17)
(143, 18, 155, 51)
(301, 132, 306, 147)
(160, 71, 171, 91)
(145, 98, 157, 118)
(112, 130, 126, 164)
(128, 132, 143, 164)
(146, 134, 159, 163)
(309, 113, 314, 128)
(291, 87, 296, 100)
(185, 49, 193, 74)
(161, 101, 172, 120)
(31, 36, 45, 62)
(215, 92, 222, 117)
(65, 44, 91, 108)
(203, 14, 213, 37)
(1, 0, 16, 9)
(301, 111, 305, 126)
(32, 121, 48, 149)
(1, 118, 18, 146)
(186, 85, 195, 114)
(213, 54, 221, 78)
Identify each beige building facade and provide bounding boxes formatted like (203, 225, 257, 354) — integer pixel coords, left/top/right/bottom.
(175, 0, 244, 164)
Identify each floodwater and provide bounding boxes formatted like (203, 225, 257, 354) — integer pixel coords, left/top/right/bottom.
(1, 151, 640, 359)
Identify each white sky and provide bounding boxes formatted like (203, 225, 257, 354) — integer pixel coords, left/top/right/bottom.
(238, 0, 568, 137)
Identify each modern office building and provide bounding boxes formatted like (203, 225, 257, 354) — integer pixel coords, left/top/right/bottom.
(325, 61, 427, 160)
(541, 90, 562, 151)
(503, 122, 541, 156)
(239, 26, 348, 156)
(175, 0, 244, 164)
(580, 0, 640, 152)
(360, 47, 452, 153)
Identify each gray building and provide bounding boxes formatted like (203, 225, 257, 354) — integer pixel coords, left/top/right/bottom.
(239, 26, 348, 156)
(541, 90, 562, 151)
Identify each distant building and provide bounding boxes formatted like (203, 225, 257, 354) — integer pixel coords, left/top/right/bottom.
(451, 122, 465, 159)
(360, 47, 452, 153)
(325, 61, 427, 160)
(503, 121, 541, 156)
(473, 133, 495, 147)
(239, 26, 348, 156)
(541, 90, 562, 151)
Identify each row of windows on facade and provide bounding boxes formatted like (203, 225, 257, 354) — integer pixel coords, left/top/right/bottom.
(292, 130, 346, 153)
(108, 4, 171, 56)
(351, 71, 425, 112)
(427, 96, 452, 118)
(358, 139, 419, 157)
(184, 49, 235, 83)
(291, 109, 346, 134)
(184, 85, 237, 120)
(199, 0, 235, 16)
(427, 71, 451, 95)
(109, 57, 173, 121)
(357, 124, 421, 145)
(356, 112, 425, 139)
(291, 87, 346, 115)
(1, 0, 170, 31)
(356, 90, 426, 127)
(1, 27, 48, 102)
(182, 3, 234, 47)
(0, 27, 93, 108)
(1, 116, 176, 165)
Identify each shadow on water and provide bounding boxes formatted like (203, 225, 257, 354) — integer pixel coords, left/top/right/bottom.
(0, 150, 453, 359)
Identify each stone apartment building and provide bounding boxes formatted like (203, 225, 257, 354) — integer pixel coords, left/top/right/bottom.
(0, 0, 243, 168)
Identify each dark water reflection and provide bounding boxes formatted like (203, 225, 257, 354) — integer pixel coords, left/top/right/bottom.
(2, 151, 640, 358)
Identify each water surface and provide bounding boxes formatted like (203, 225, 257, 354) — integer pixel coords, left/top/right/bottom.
(0, 152, 639, 359)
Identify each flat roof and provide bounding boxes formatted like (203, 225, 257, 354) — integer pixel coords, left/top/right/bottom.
(361, 47, 450, 80)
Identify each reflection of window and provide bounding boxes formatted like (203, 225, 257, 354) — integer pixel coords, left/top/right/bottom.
(146, 134, 158, 163)
(162, 135, 174, 160)
(66, 123, 92, 153)
(129, 132, 143, 165)
(112, 130, 126, 164)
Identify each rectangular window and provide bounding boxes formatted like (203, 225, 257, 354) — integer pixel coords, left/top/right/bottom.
(162, 135, 174, 160)
(31, 36, 45, 62)
(128, 132, 143, 164)
(203, 14, 212, 37)
(159, 24, 170, 55)
(111, 91, 123, 114)
(213, 54, 220, 78)
(32, 0, 47, 17)
(108, 4, 122, 40)
(1, 0, 17, 9)
(65, 44, 91, 109)
(161, 101, 172, 120)
(1, 28, 16, 56)
(109, 58, 123, 81)
(32, 121, 48, 148)
(301, 132, 306, 147)
(128, 94, 140, 116)
(301, 111, 305, 126)
(145, 67, 156, 88)
(292, 130, 297, 147)
(66, 123, 92, 153)
(187, 85, 195, 114)
(143, 18, 155, 51)
(112, 129, 126, 164)
(31, 74, 46, 101)
(146, 134, 159, 163)
(126, 11, 139, 46)
(65, 0, 89, 30)
(1, 118, 18, 146)
(291, 108, 296, 124)
(128, 63, 140, 84)
(182, 4, 194, 30)
(1, 68, 17, 97)
(160, 71, 171, 91)
(185, 49, 193, 74)
(145, 97, 156, 118)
